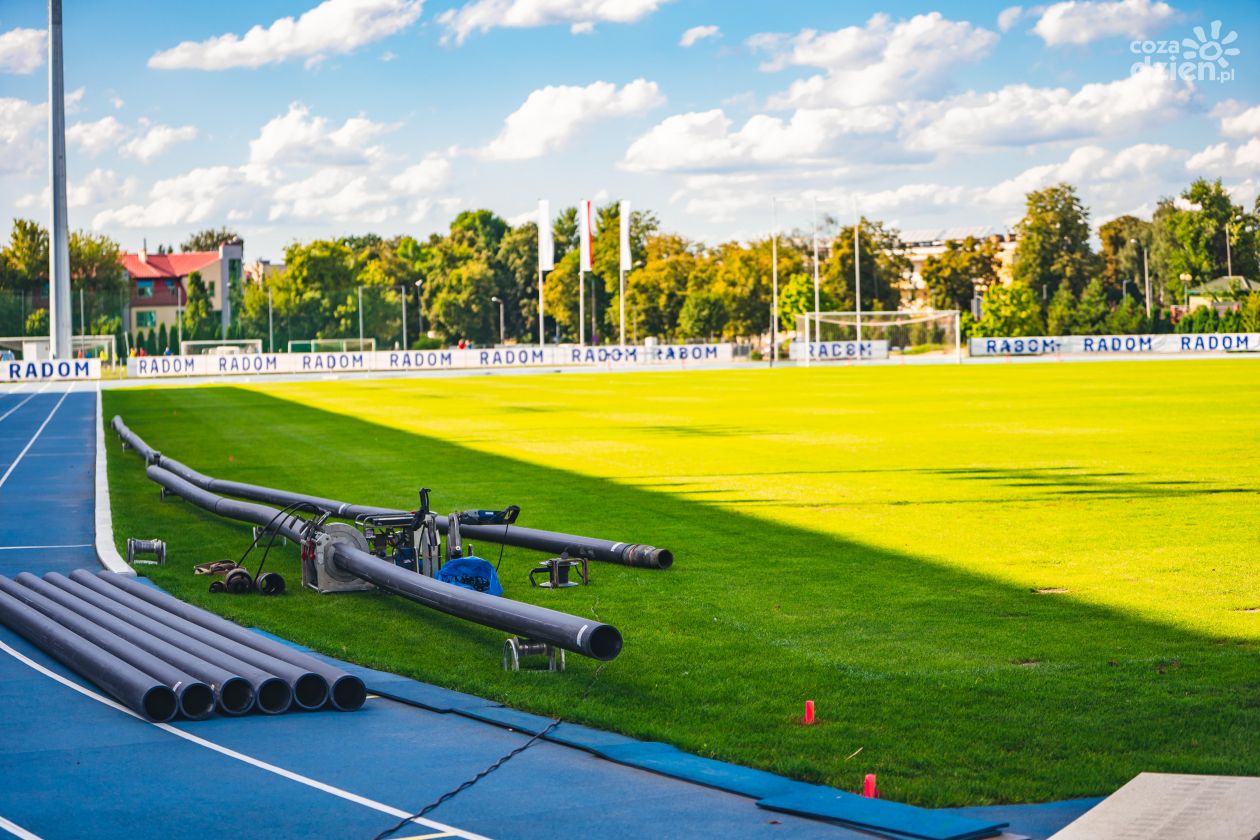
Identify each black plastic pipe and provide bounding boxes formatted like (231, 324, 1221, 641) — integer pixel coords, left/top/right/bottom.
(0, 586, 178, 722)
(143, 464, 623, 661)
(97, 572, 366, 712)
(67, 570, 328, 711)
(0, 576, 214, 720)
(331, 543, 622, 660)
(114, 415, 672, 569)
(13, 572, 254, 715)
(44, 573, 294, 714)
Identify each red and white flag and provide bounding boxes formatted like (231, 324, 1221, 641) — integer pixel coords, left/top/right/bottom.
(579, 199, 593, 271)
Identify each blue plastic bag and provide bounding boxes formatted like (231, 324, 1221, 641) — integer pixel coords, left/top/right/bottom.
(435, 556, 503, 596)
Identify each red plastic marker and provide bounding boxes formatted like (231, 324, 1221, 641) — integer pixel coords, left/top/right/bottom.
(803, 700, 815, 725)
(863, 774, 878, 798)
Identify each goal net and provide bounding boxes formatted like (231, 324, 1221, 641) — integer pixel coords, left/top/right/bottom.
(792, 310, 960, 361)
(287, 338, 376, 353)
(180, 339, 263, 356)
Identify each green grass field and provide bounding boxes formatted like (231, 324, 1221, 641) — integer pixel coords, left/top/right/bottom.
(103, 360, 1260, 807)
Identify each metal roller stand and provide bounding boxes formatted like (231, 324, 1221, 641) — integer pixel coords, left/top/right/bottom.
(126, 538, 166, 566)
(503, 637, 565, 672)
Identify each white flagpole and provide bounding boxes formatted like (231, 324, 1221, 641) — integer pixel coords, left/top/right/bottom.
(854, 200, 862, 362)
(811, 196, 820, 368)
(619, 200, 630, 348)
(578, 199, 591, 346)
(771, 197, 778, 367)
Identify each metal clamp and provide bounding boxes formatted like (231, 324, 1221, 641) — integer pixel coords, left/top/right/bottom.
(126, 538, 166, 566)
(503, 637, 565, 672)
(528, 555, 588, 589)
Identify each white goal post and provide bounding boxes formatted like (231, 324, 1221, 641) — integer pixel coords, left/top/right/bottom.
(793, 310, 961, 363)
(180, 339, 263, 356)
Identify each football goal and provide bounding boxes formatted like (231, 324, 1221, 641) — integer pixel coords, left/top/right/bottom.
(793, 310, 961, 362)
(287, 338, 376, 353)
(180, 339, 263, 356)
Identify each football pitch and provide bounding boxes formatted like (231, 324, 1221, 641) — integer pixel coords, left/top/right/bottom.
(103, 360, 1260, 807)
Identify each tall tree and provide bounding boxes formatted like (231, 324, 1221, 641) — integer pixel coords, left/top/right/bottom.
(625, 234, 694, 341)
(1, 219, 49, 293)
(1012, 183, 1097, 297)
(182, 271, 214, 339)
(972, 283, 1044, 337)
(920, 236, 1000, 311)
(180, 227, 239, 252)
(69, 230, 124, 292)
(497, 222, 540, 342)
(1097, 215, 1151, 302)
(1152, 179, 1258, 305)
(821, 220, 907, 312)
(553, 207, 578, 258)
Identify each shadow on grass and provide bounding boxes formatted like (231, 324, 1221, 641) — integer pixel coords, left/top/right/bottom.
(103, 386, 1260, 808)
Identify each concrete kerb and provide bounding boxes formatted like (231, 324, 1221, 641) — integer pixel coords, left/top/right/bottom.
(94, 384, 133, 576)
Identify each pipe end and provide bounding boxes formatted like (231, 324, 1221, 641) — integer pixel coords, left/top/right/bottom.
(218, 677, 255, 716)
(331, 675, 367, 712)
(293, 673, 330, 711)
(588, 624, 623, 661)
(142, 686, 179, 723)
(179, 682, 216, 720)
(256, 678, 292, 715)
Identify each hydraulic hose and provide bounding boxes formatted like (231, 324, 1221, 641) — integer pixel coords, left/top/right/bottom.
(114, 415, 672, 569)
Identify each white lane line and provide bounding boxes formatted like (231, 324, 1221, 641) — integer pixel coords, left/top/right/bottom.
(0, 640, 490, 840)
(0, 383, 51, 424)
(0, 815, 42, 840)
(0, 391, 69, 493)
(0, 545, 93, 551)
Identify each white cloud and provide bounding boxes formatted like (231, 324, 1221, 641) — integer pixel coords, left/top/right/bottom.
(0, 96, 45, 174)
(906, 65, 1193, 151)
(121, 123, 198, 162)
(1214, 101, 1260, 139)
(18, 169, 141, 210)
(1033, 0, 1176, 46)
(110, 95, 125, 110)
(249, 103, 393, 170)
(391, 157, 452, 193)
(479, 79, 663, 160)
(997, 6, 1024, 32)
(1186, 140, 1260, 175)
(93, 166, 245, 229)
(67, 116, 128, 157)
(148, 0, 422, 70)
(0, 26, 44, 74)
(679, 25, 719, 47)
(269, 168, 395, 223)
(621, 106, 899, 172)
(750, 13, 997, 108)
(438, 0, 669, 44)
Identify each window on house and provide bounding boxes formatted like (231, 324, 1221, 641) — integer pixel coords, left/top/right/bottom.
(136, 311, 156, 327)
(164, 280, 175, 293)
(137, 280, 154, 298)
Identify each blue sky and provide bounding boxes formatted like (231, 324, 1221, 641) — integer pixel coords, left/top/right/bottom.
(1, 0, 1257, 259)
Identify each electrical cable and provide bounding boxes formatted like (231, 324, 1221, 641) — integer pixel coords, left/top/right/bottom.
(370, 664, 606, 840)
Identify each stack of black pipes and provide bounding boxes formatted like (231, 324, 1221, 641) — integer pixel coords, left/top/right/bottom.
(0, 570, 366, 722)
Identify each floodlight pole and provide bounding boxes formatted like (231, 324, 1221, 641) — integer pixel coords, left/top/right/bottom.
(1132, 238, 1151, 318)
(47, 0, 72, 360)
(854, 202, 862, 362)
(579, 266, 585, 347)
(491, 296, 505, 345)
(770, 197, 778, 367)
(357, 285, 364, 348)
(78, 287, 84, 340)
(399, 285, 407, 350)
(177, 283, 183, 352)
(266, 287, 272, 353)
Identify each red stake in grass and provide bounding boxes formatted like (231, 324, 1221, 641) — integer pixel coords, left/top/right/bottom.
(803, 700, 815, 725)
(863, 774, 878, 798)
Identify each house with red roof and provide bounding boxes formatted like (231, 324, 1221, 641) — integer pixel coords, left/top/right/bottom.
(119, 239, 243, 338)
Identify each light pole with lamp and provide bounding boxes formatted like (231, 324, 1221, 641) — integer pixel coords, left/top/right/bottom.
(398, 285, 407, 350)
(357, 285, 364, 349)
(414, 279, 424, 339)
(1131, 238, 1151, 318)
(490, 296, 505, 345)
